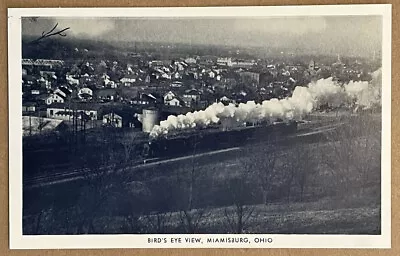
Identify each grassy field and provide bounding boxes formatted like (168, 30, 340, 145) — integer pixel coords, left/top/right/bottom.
(23, 112, 382, 235)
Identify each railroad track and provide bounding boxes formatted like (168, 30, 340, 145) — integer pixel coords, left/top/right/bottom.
(23, 121, 346, 190)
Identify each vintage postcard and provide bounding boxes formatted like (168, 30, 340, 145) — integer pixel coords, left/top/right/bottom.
(8, 4, 391, 249)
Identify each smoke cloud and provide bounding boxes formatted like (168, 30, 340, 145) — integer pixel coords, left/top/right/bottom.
(150, 69, 382, 138)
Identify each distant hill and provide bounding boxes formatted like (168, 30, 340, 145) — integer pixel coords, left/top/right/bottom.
(22, 36, 119, 60)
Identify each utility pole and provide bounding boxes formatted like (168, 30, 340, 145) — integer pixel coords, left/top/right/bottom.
(29, 112, 32, 136)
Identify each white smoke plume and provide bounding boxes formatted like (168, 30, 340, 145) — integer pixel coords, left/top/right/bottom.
(150, 69, 382, 138)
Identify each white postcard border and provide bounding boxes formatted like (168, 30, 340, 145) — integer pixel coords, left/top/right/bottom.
(8, 4, 392, 249)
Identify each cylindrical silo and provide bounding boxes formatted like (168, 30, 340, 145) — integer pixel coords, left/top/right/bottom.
(142, 108, 159, 133)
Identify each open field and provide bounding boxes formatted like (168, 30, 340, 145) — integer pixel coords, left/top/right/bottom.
(22, 112, 381, 234)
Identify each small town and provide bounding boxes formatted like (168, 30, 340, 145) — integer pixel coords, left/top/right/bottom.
(19, 15, 383, 237)
(22, 46, 379, 136)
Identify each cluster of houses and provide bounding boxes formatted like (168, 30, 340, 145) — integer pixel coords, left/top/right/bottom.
(21, 52, 373, 136)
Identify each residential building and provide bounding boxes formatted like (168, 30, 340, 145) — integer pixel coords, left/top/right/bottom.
(97, 89, 117, 102)
(78, 87, 93, 100)
(36, 94, 54, 105)
(22, 116, 68, 136)
(22, 101, 37, 113)
(120, 75, 137, 86)
(239, 71, 260, 85)
(102, 112, 124, 128)
(217, 57, 233, 67)
(182, 89, 201, 108)
(46, 103, 101, 121)
(51, 92, 65, 104)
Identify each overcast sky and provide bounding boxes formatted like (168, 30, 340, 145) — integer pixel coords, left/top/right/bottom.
(22, 16, 382, 57)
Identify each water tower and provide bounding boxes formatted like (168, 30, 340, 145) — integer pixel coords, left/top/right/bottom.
(142, 108, 159, 133)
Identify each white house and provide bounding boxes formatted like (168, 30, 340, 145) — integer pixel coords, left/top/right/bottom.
(163, 91, 176, 103)
(47, 104, 99, 121)
(217, 57, 233, 67)
(170, 81, 183, 88)
(51, 93, 65, 103)
(78, 87, 93, 100)
(166, 98, 184, 107)
(31, 89, 40, 95)
(120, 76, 137, 86)
(66, 75, 80, 86)
(184, 57, 197, 64)
(173, 72, 182, 80)
(103, 113, 123, 128)
(54, 86, 72, 98)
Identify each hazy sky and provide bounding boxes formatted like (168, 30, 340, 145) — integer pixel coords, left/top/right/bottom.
(22, 16, 382, 57)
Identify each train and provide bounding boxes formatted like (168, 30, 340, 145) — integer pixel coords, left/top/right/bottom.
(22, 119, 297, 178)
(141, 120, 298, 159)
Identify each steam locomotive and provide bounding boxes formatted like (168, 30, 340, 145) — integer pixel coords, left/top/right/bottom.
(141, 120, 298, 159)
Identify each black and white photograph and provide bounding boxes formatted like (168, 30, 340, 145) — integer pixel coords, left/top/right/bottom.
(8, 5, 391, 249)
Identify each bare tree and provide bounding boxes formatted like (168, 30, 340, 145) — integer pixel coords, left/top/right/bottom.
(173, 134, 209, 234)
(120, 131, 141, 165)
(73, 135, 129, 234)
(246, 145, 279, 205)
(143, 211, 172, 234)
(223, 176, 258, 234)
(323, 114, 381, 197)
(119, 180, 151, 233)
(178, 208, 208, 234)
(290, 145, 317, 202)
(187, 134, 201, 210)
(28, 23, 70, 45)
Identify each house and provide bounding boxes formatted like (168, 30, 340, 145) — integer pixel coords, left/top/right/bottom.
(176, 62, 186, 71)
(31, 89, 40, 95)
(22, 75, 36, 87)
(163, 91, 176, 101)
(131, 93, 154, 106)
(102, 111, 138, 128)
(164, 91, 185, 107)
(40, 71, 56, 77)
(101, 74, 117, 88)
(104, 78, 117, 88)
(165, 97, 185, 107)
(170, 81, 183, 88)
(184, 57, 197, 64)
(66, 75, 80, 86)
(22, 101, 37, 113)
(173, 72, 182, 80)
(51, 92, 66, 103)
(219, 96, 234, 105)
(47, 102, 101, 121)
(97, 89, 117, 102)
(120, 74, 137, 86)
(102, 112, 123, 128)
(22, 116, 68, 136)
(182, 89, 201, 107)
(208, 71, 216, 78)
(217, 57, 233, 66)
(78, 87, 93, 100)
(54, 86, 72, 99)
(38, 76, 51, 89)
(231, 59, 256, 69)
(36, 94, 54, 105)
